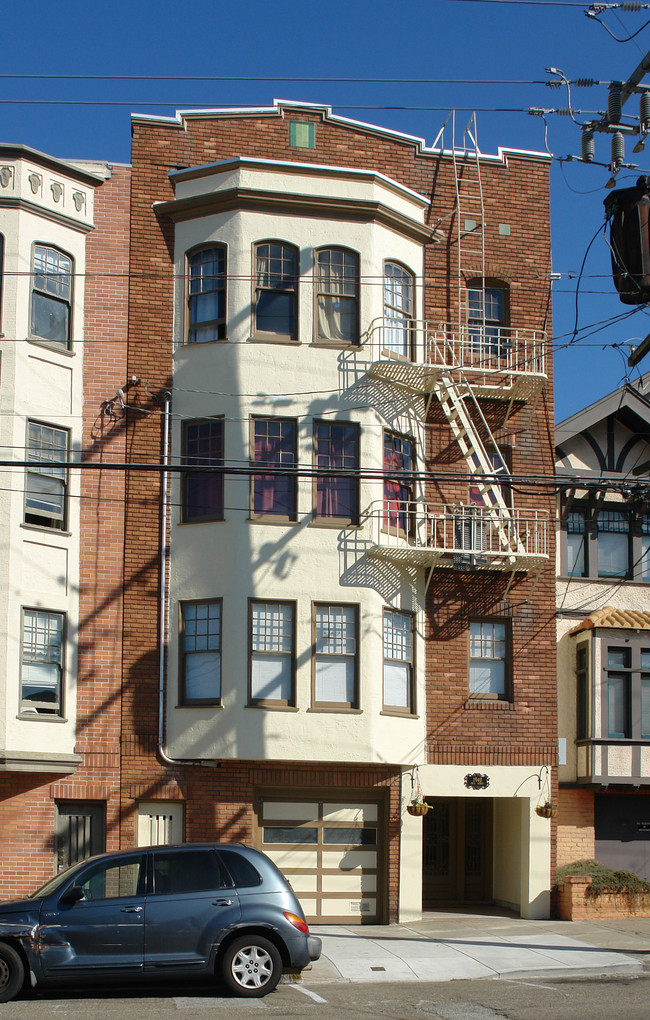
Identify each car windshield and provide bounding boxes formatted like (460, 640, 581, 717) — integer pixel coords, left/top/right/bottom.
(29, 859, 90, 899)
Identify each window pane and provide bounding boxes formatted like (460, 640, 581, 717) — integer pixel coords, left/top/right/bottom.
(251, 654, 292, 701)
(608, 673, 628, 738)
(566, 532, 586, 577)
(642, 675, 650, 739)
(599, 532, 629, 576)
(323, 827, 376, 845)
(256, 291, 295, 335)
(263, 826, 318, 843)
(315, 656, 355, 703)
(383, 661, 410, 707)
(79, 860, 142, 901)
(188, 248, 226, 343)
(607, 647, 629, 669)
(469, 660, 505, 696)
(153, 850, 226, 894)
(383, 263, 413, 357)
(255, 244, 297, 337)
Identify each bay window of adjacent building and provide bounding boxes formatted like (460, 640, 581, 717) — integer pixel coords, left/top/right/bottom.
(249, 601, 295, 706)
(25, 421, 68, 529)
(187, 245, 226, 343)
(20, 608, 65, 716)
(316, 247, 359, 343)
(606, 646, 631, 738)
(314, 421, 359, 524)
(180, 600, 222, 704)
(251, 418, 297, 520)
(30, 244, 73, 348)
(254, 241, 298, 339)
(181, 418, 223, 523)
(313, 603, 358, 708)
(469, 619, 509, 699)
(383, 609, 414, 713)
(383, 261, 414, 357)
(383, 431, 414, 535)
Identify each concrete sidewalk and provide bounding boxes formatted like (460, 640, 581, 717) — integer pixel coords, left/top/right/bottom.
(306, 909, 650, 985)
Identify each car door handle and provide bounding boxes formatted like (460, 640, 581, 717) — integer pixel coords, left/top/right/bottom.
(121, 906, 143, 913)
(212, 899, 234, 906)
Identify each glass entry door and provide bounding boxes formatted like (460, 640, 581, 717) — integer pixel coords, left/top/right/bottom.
(422, 798, 493, 903)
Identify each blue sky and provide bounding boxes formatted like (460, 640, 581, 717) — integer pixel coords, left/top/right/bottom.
(4, 0, 650, 423)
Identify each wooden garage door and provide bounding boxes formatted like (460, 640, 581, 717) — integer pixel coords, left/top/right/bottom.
(257, 799, 381, 924)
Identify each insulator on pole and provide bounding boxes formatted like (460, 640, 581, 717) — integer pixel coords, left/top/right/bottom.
(612, 131, 625, 167)
(581, 129, 595, 162)
(608, 85, 622, 124)
(641, 92, 650, 132)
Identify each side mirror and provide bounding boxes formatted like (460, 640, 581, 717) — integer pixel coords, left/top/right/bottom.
(60, 885, 85, 905)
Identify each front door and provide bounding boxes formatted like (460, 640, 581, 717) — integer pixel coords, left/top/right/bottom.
(422, 798, 492, 904)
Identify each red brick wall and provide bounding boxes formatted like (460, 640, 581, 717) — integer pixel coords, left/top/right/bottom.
(557, 788, 595, 867)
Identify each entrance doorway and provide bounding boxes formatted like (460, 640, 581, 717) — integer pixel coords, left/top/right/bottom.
(422, 798, 493, 904)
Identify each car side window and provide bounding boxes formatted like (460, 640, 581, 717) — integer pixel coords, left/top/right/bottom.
(152, 849, 233, 895)
(77, 857, 144, 901)
(218, 850, 262, 888)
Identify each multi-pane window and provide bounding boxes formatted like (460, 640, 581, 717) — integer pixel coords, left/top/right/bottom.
(254, 242, 298, 339)
(313, 604, 358, 707)
(383, 609, 414, 712)
(384, 431, 414, 534)
(30, 245, 72, 347)
(383, 262, 414, 357)
(469, 620, 508, 698)
(566, 511, 587, 578)
(250, 601, 295, 705)
(187, 246, 226, 343)
(25, 422, 68, 529)
(251, 418, 297, 520)
(180, 601, 222, 703)
(607, 647, 630, 738)
(316, 248, 359, 343)
(314, 422, 359, 524)
(468, 283, 507, 356)
(21, 609, 64, 716)
(598, 510, 629, 577)
(182, 419, 223, 523)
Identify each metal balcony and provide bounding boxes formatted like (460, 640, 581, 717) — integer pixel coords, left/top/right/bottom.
(365, 318, 547, 402)
(366, 500, 549, 574)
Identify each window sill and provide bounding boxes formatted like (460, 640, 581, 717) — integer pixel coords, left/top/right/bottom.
(248, 515, 298, 526)
(175, 702, 223, 709)
(17, 712, 67, 723)
(307, 706, 362, 714)
(309, 340, 360, 350)
(464, 698, 514, 710)
(309, 518, 360, 529)
(28, 338, 75, 357)
(20, 523, 72, 537)
(245, 703, 299, 711)
(380, 709, 418, 719)
(177, 517, 225, 526)
(248, 336, 300, 345)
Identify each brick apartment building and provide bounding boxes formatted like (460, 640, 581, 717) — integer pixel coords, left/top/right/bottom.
(0, 148, 130, 893)
(117, 100, 557, 922)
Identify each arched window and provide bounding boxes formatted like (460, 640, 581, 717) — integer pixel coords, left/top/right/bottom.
(254, 241, 298, 340)
(316, 247, 359, 343)
(187, 246, 226, 343)
(383, 261, 414, 357)
(30, 244, 73, 348)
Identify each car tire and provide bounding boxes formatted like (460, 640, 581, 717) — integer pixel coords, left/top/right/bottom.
(220, 935, 282, 997)
(0, 943, 25, 1003)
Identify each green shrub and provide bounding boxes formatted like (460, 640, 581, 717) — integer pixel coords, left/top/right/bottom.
(557, 859, 650, 898)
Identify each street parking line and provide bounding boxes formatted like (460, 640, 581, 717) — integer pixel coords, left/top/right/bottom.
(289, 985, 328, 1004)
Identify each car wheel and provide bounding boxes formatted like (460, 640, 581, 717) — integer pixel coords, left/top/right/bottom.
(220, 935, 282, 997)
(0, 943, 24, 1003)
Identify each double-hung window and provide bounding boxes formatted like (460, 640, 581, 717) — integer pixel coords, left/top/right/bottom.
(383, 262, 414, 357)
(606, 646, 630, 738)
(251, 418, 297, 520)
(21, 609, 64, 716)
(181, 419, 223, 523)
(30, 244, 72, 348)
(313, 604, 358, 708)
(314, 421, 359, 524)
(598, 510, 629, 577)
(180, 600, 222, 704)
(254, 242, 298, 339)
(468, 282, 507, 358)
(187, 246, 226, 343)
(383, 609, 414, 712)
(383, 431, 414, 535)
(469, 620, 508, 699)
(249, 601, 295, 705)
(316, 248, 359, 343)
(25, 421, 68, 529)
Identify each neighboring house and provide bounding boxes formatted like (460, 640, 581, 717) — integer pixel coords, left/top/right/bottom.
(556, 375, 650, 879)
(0, 146, 130, 894)
(119, 101, 557, 922)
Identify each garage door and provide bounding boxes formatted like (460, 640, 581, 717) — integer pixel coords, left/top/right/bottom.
(256, 799, 382, 924)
